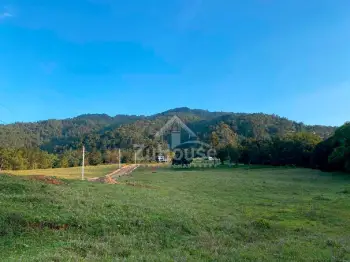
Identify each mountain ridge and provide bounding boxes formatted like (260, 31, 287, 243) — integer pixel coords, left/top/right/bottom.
(1, 107, 338, 128)
(0, 108, 338, 153)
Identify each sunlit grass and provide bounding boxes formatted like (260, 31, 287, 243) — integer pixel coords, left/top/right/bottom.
(1, 167, 350, 261)
(2, 164, 119, 179)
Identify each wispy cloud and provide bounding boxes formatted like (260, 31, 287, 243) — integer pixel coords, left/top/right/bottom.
(0, 6, 14, 19)
(0, 12, 12, 18)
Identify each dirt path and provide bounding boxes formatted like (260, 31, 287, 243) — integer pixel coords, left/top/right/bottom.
(88, 165, 139, 184)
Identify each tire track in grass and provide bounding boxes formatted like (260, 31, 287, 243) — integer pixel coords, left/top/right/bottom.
(88, 165, 139, 184)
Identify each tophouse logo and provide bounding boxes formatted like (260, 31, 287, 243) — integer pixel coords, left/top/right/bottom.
(155, 115, 197, 149)
(134, 115, 216, 162)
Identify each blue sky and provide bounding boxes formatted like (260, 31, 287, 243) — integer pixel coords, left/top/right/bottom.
(0, 0, 349, 126)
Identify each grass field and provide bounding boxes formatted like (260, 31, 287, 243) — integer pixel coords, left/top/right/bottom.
(1, 167, 350, 261)
(2, 164, 119, 179)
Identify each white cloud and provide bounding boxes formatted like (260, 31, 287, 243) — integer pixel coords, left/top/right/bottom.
(0, 12, 12, 17)
(0, 6, 14, 19)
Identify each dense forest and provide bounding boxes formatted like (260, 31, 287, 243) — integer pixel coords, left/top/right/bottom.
(0, 107, 347, 173)
(312, 122, 350, 172)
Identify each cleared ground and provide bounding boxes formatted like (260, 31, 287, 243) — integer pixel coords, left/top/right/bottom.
(2, 164, 119, 179)
(1, 167, 350, 261)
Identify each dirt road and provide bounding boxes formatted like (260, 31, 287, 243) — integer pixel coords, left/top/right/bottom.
(88, 164, 139, 184)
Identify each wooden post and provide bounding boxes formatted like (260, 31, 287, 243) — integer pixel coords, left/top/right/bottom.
(118, 148, 121, 169)
(82, 146, 85, 180)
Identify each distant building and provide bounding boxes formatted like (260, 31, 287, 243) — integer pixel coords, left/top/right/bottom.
(171, 131, 181, 149)
(155, 115, 197, 150)
(156, 155, 168, 163)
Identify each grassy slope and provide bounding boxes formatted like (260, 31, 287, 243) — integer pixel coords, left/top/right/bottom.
(1, 167, 350, 261)
(2, 164, 118, 179)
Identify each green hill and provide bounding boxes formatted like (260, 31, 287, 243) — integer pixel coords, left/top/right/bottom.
(0, 108, 336, 152)
(0, 108, 342, 171)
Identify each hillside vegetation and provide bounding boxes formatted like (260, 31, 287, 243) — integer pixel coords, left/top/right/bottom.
(0, 108, 335, 151)
(1, 108, 347, 173)
(313, 122, 350, 172)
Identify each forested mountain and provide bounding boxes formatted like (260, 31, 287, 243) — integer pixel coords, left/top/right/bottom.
(65, 111, 334, 155)
(0, 114, 144, 149)
(0, 107, 336, 152)
(0, 107, 342, 171)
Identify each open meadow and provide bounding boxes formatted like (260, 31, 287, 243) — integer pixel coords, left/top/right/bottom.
(2, 164, 119, 180)
(1, 167, 350, 261)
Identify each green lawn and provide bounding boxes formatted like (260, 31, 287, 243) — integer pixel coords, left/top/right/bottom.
(1, 167, 350, 261)
(2, 164, 119, 179)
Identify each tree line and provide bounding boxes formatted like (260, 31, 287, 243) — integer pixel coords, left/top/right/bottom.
(211, 123, 321, 166)
(0, 148, 137, 170)
(210, 122, 349, 172)
(312, 122, 350, 172)
(1, 122, 346, 173)
(0, 108, 347, 172)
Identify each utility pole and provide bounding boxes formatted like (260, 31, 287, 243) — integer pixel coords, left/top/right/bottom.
(82, 145, 85, 180)
(118, 148, 121, 169)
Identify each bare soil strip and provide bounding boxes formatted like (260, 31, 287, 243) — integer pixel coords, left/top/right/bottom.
(29, 175, 65, 185)
(88, 165, 139, 184)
